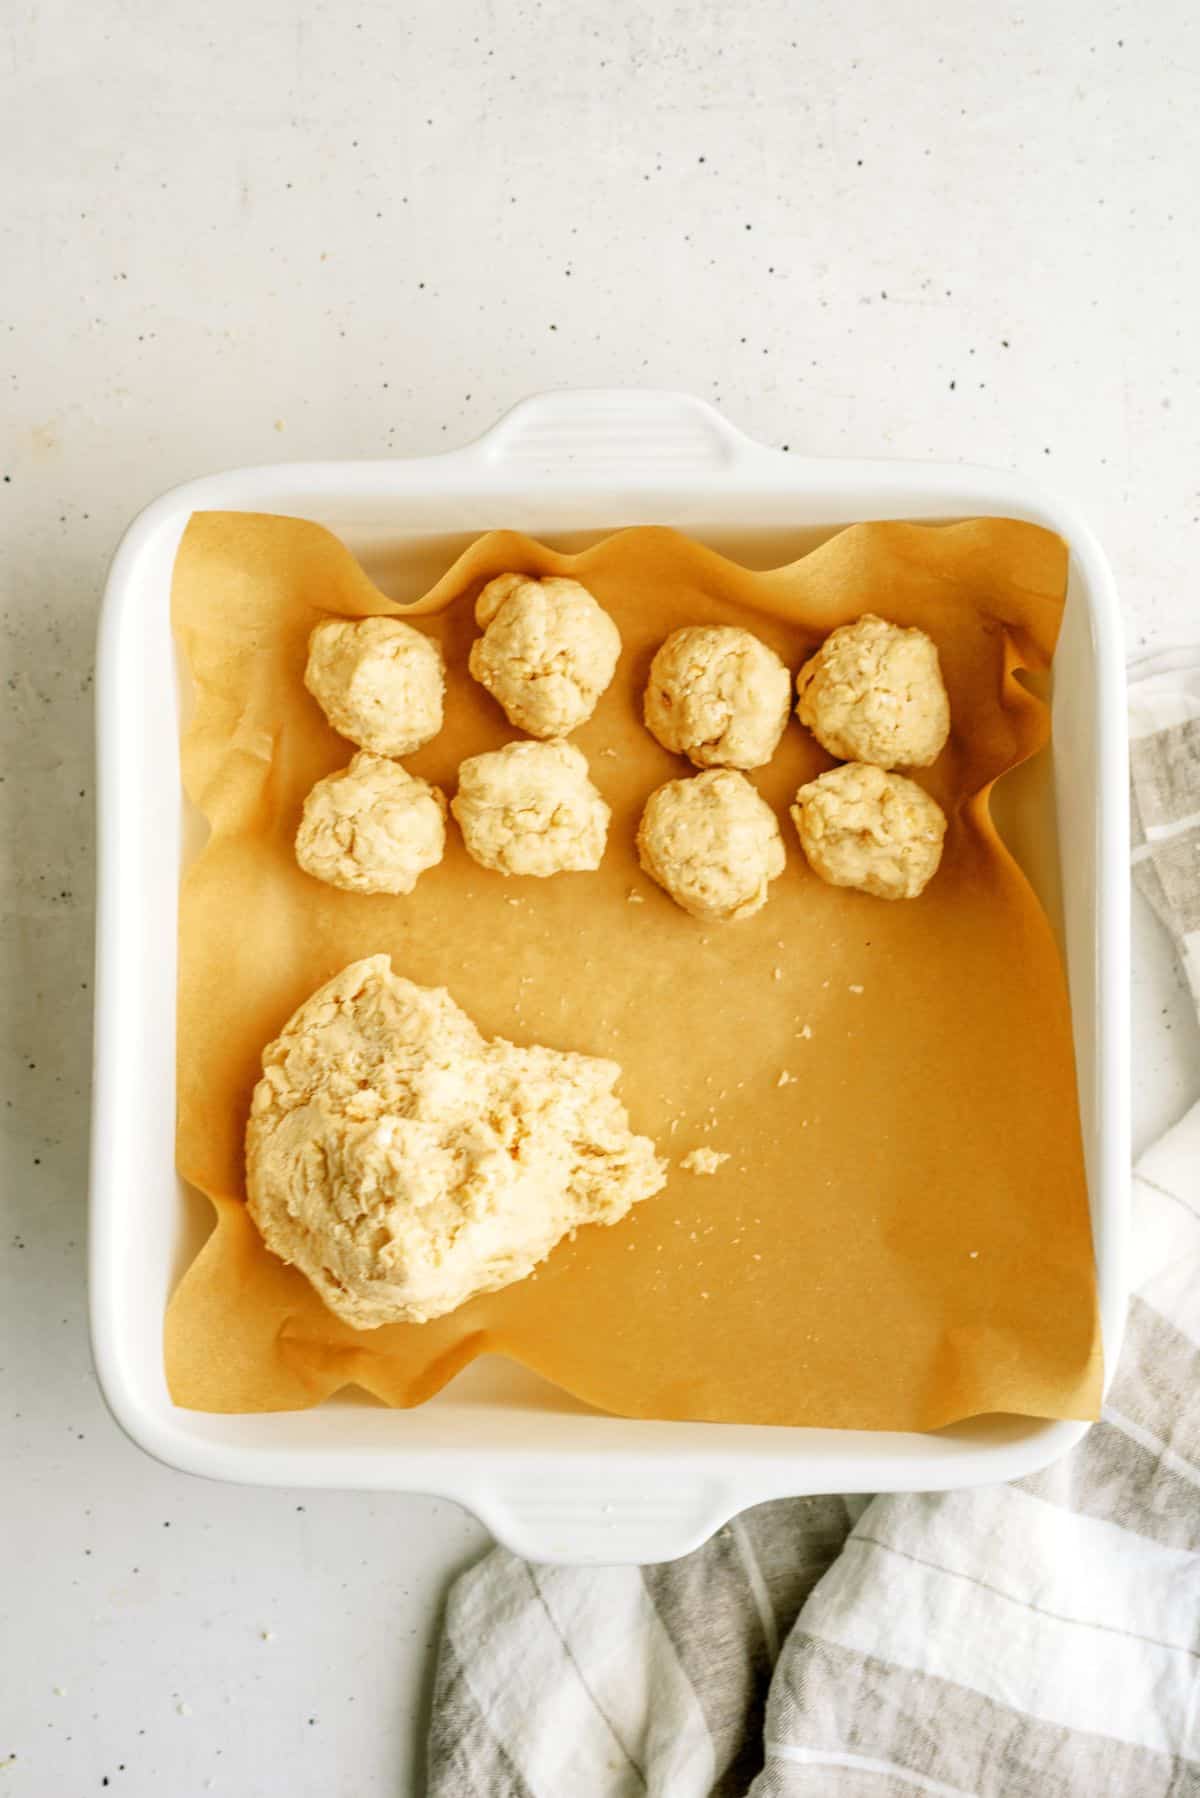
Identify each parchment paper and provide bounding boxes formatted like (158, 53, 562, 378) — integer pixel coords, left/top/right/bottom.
(166, 512, 1101, 1428)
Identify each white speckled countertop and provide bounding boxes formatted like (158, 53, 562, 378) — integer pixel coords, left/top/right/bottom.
(3, 2, 1199, 1792)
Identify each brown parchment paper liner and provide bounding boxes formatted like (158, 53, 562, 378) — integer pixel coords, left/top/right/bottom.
(167, 512, 1101, 1428)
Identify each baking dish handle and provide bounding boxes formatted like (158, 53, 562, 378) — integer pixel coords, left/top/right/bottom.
(468, 387, 778, 478)
(474, 1474, 738, 1567)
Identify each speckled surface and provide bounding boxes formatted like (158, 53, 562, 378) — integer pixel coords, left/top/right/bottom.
(2, 2, 1199, 1792)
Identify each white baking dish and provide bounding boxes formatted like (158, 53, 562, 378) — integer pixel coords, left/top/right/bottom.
(91, 389, 1129, 1565)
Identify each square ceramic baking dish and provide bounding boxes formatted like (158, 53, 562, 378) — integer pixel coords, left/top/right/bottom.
(91, 389, 1129, 1565)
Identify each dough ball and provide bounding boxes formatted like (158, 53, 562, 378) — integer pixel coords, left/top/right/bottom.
(468, 573, 621, 738)
(643, 625, 791, 769)
(305, 615, 445, 756)
(295, 751, 446, 896)
(246, 955, 667, 1327)
(795, 613, 950, 768)
(790, 761, 946, 900)
(451, 739, 610, 877)
(637, 768, 786, 921)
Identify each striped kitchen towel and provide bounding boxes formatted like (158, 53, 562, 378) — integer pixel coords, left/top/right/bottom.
(427, 656, 1200, 1798)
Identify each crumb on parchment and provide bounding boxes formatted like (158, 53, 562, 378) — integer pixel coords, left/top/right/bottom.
(680, 1147, 730, 1175)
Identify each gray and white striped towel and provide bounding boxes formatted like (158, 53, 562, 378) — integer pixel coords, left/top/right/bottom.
(428, 654, 1200, 1798)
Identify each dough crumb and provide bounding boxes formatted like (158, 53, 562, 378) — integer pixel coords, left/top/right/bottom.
(637, 768, 785, 921)
(626, 889, 644, 904)
(452, 739, 610, 877)
(776, 1070, 797, 1087)
(246, 956, 666, 1328)
(849, 983, 864, 994)
(791, 762, 947, 901)
(305, 616, 445, 756)
(644, 625, 791, 769)
(295, 752, 446, 895)
(680, 1147, 730, 1175)
(796, 613, 950, 769)
(469, 573, 620, 738)
(798, 1024, 813, 1040)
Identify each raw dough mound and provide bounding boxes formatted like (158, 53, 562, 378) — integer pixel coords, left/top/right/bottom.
(790, 761, 946, 900)
(295, 751, 446, 896)
(305, 615, 445, 756)
(468, 573, 621, 738)
(795, 613, 950, 769)
(643, 625, 791, 769)
(451, 739, 610, 877)
(246, 955, 667, 1327)
(637, 768, 785, 921)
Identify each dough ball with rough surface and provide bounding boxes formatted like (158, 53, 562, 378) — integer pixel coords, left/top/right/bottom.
(452, 739, 610, 877)
(644, 625, 791, 769)
(295, 751, 446, 896)
(795, 613, 950, 769)
(468, 573, 621, 738)
(637, 768, 786, 921)
(790, 761, 946, 900)
(245, 955, 666, 1327)
(305, 615, 445, 756)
